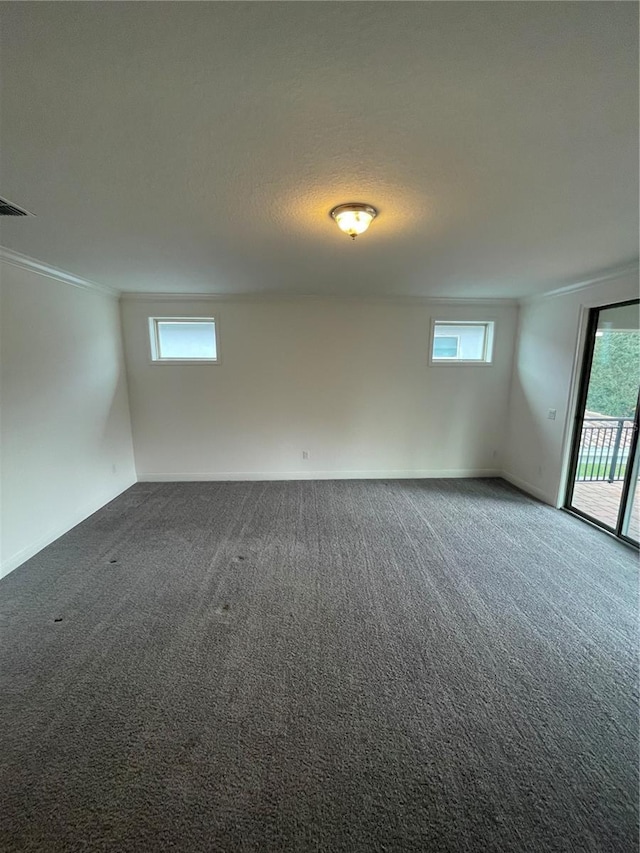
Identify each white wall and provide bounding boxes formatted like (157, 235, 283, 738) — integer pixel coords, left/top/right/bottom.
(504, 269, 639, 506)
(122, 297, 517, 480)
(0, 261, 136, 577)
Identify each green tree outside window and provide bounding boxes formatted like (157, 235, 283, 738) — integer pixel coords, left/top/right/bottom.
(586, 331, 640, 418)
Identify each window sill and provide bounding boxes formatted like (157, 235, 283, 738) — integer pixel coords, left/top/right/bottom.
(429, 360, 494, 367)
(149, 359, 220, 365)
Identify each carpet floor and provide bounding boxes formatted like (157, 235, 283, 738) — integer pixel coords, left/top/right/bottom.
(0, 478, 637, 852)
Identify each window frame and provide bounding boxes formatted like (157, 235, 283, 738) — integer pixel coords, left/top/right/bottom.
(148, 316, 220, 364)
(429, 320, 495, 366)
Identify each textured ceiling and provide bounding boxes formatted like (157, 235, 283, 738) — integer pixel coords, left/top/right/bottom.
(0, 2, 637, 298)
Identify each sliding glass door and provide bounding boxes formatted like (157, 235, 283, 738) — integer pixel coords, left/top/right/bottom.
(565, 300, 639, 545)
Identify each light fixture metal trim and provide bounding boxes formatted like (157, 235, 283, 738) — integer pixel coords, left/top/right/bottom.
(330, 202, 378, 239)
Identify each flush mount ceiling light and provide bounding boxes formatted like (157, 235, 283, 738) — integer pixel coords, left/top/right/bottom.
(330, 203, 378, 240)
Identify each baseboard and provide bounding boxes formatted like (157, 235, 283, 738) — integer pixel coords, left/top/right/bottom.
(500, 471, 555, 506)
(0, 478, 137, 580)
(137, 468, 502, 482)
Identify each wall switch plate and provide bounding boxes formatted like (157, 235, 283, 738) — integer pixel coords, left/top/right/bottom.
(547, 409, 557, 420)
(302, 451, 309, 460)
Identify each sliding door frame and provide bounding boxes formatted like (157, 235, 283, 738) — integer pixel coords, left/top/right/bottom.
(563, 298, 640, 546)
(618, 391, 640, 544)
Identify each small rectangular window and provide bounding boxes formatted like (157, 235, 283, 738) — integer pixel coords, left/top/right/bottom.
(149, 318, 218, 363)
(430, 321, 494, 365)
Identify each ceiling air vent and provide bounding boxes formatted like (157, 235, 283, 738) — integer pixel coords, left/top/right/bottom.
(0, 197, 34, 216)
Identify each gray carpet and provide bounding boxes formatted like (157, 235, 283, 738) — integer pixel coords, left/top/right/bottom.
(0, 478, 637, 852)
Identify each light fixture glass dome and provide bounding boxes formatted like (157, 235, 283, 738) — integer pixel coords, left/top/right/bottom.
(330, 203, 378, 239)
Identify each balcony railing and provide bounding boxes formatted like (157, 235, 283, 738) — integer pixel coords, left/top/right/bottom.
(576, 417, 635, 482)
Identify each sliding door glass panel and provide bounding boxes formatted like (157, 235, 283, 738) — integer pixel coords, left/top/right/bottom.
(570, 302, 639, 532)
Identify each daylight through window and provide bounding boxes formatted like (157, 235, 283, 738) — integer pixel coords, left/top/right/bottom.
(149, 318, 218, 362)
(431, 321, 494, 364)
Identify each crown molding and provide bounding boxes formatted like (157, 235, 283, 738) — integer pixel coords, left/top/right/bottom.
(0, 247, 119, 297)
(120, 290, 517, 306)
(520, 262, 639, 304)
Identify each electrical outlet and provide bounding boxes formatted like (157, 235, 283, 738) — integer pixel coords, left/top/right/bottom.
(547, 408, 557, 420)
(302, 450, 309, 460)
